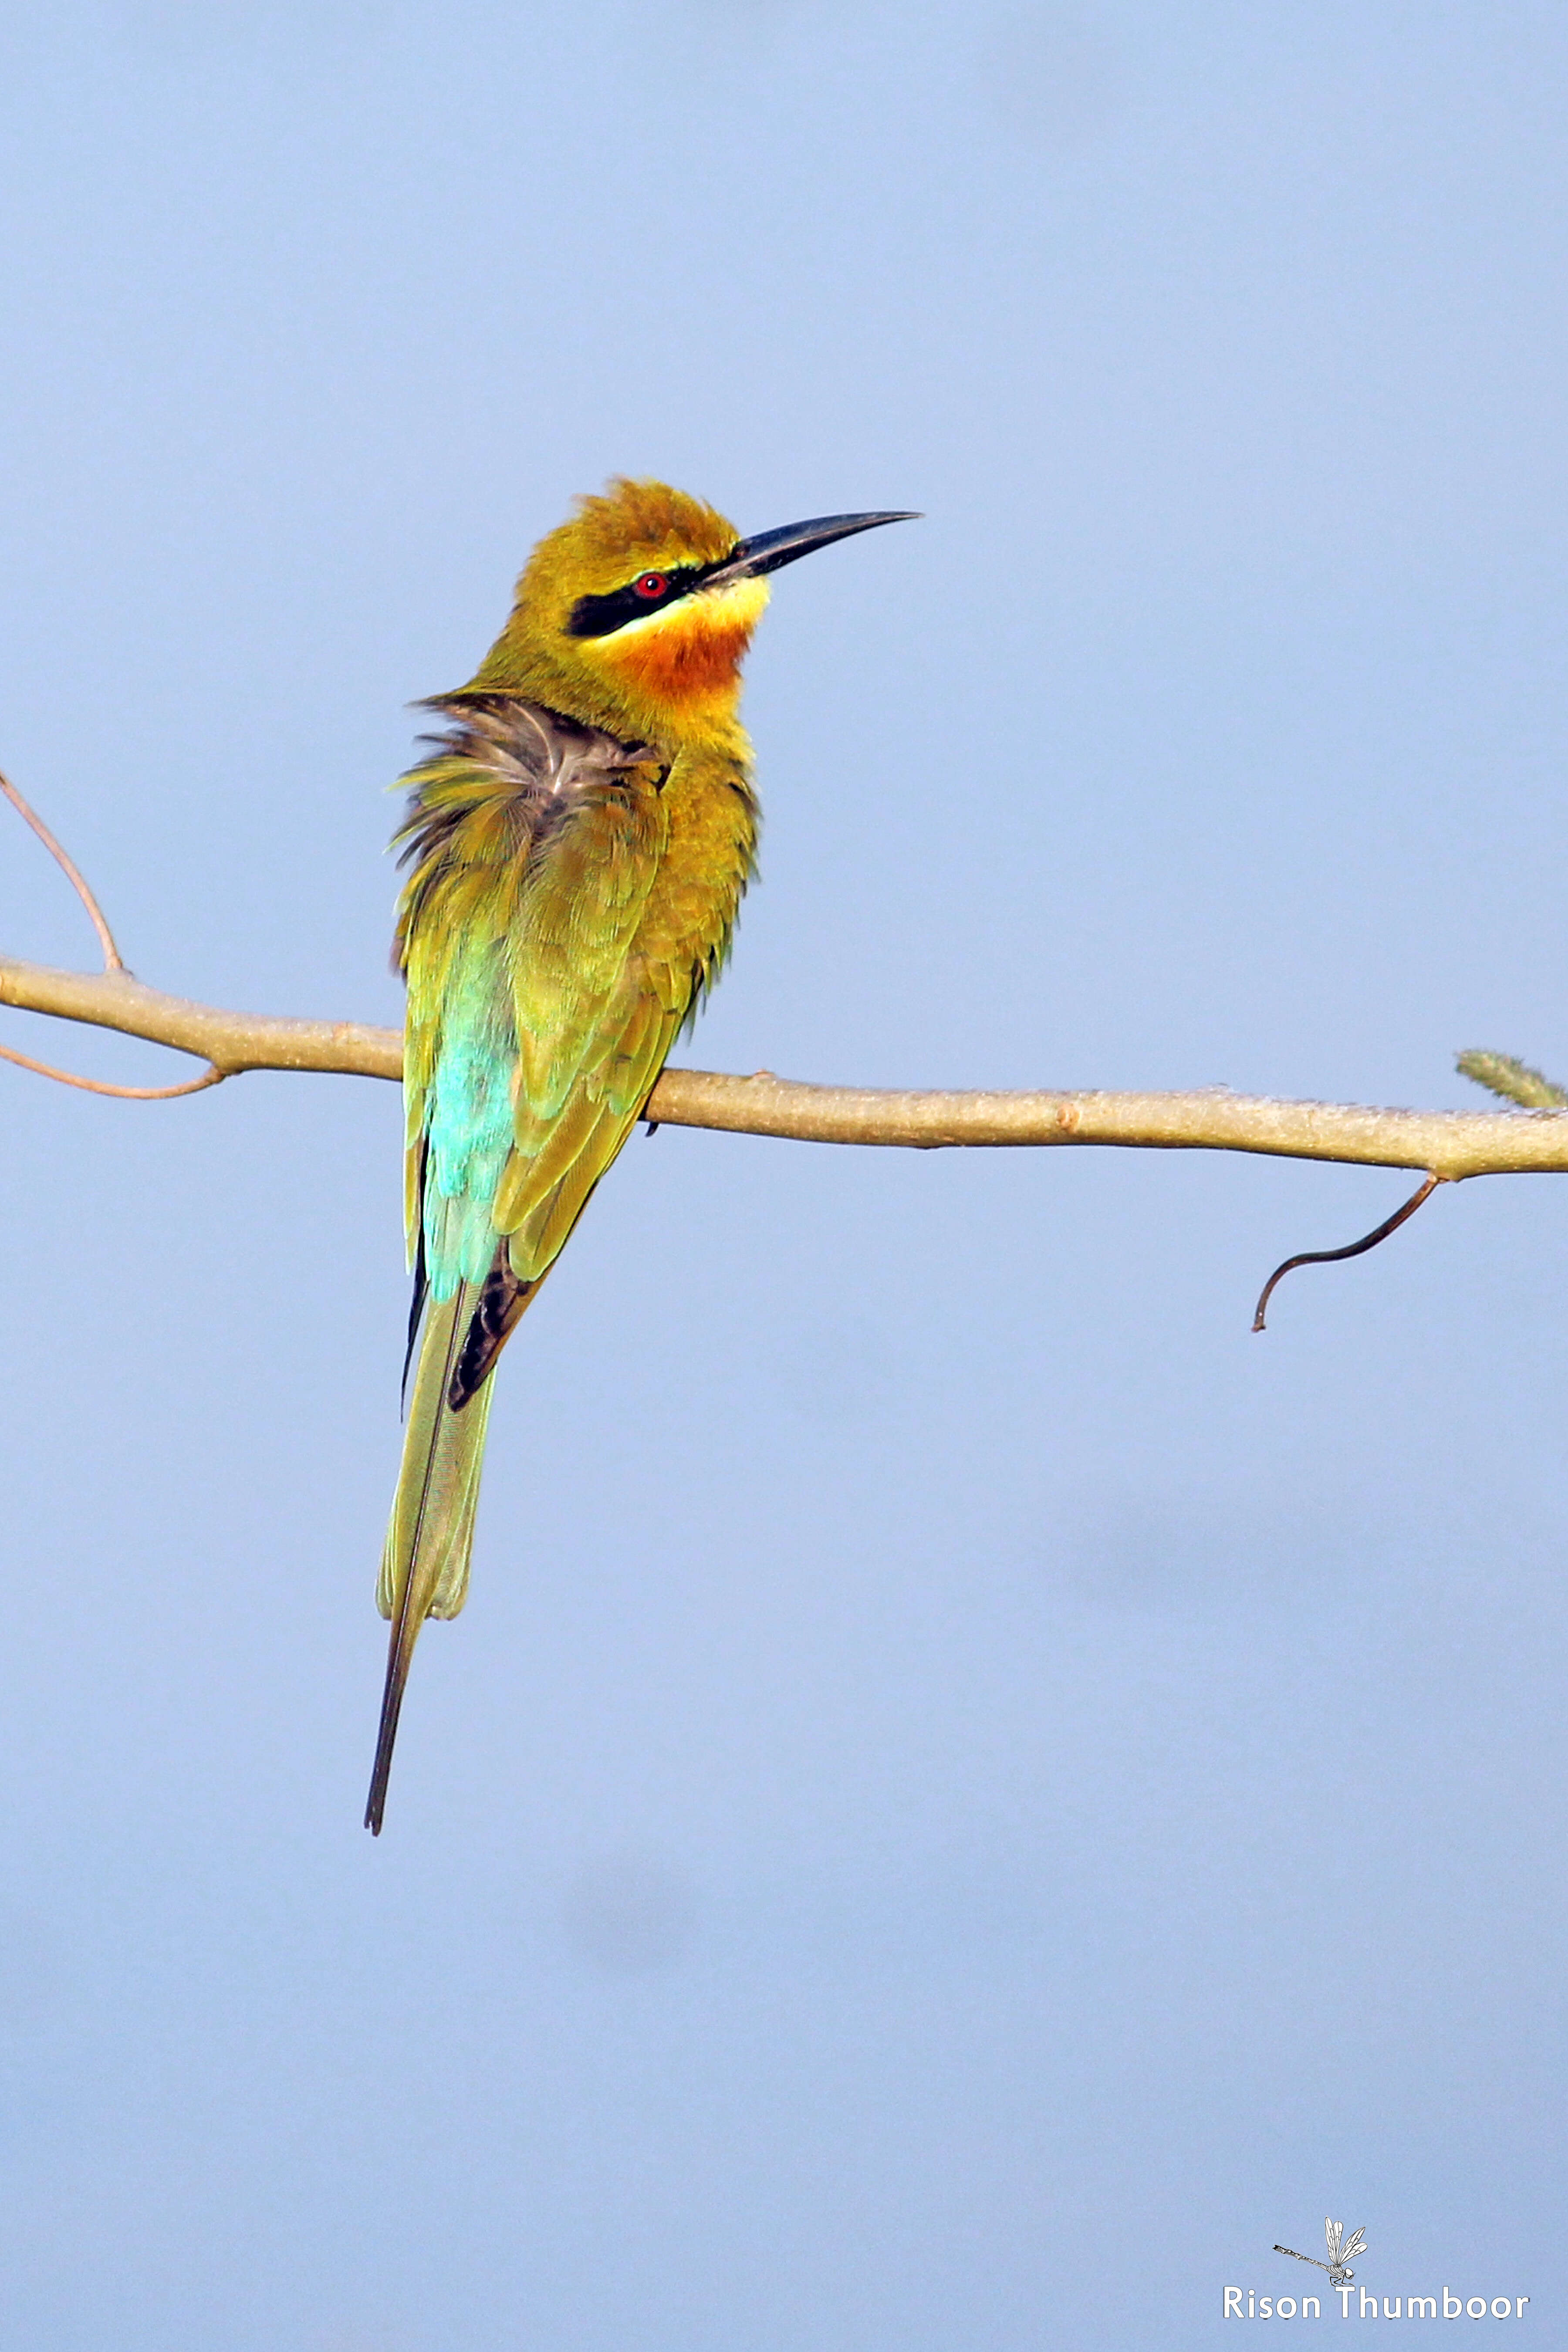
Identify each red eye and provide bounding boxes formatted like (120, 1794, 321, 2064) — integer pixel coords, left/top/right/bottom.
(632, 571, 668, 599)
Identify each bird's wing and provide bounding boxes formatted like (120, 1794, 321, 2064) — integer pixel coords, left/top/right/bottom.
(493, 742, 759, 1281)
(395, 697, 674, 1304)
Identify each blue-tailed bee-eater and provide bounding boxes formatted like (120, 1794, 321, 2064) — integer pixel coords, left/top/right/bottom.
(368, 477, 915, 1830)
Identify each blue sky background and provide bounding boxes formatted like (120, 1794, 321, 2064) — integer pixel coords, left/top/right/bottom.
(0, 3, 1565, 2345)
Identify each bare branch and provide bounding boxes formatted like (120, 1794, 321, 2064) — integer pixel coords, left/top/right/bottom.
(0, 770, 125, 971)
(0, 955, 401, 1081)
(4, 948, 1568, 1176)
(637, 1071, 1568, 1175)
(1251, 1172, 1444, 1331)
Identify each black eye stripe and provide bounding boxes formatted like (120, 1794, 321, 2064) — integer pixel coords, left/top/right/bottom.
(565, 562, 710, 639)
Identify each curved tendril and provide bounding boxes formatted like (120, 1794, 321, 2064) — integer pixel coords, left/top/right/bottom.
(1252, 1172, 1443, 1332)
(0, 1038, 223, 1100)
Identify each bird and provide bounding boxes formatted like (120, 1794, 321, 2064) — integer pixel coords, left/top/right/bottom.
(366, 477, 915, 1832)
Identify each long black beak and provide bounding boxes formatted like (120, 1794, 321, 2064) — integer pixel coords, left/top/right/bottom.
(702, 510, 919, 591)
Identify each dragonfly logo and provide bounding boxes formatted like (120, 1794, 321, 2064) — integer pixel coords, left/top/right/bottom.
(1274, 2218, 1366, 2291)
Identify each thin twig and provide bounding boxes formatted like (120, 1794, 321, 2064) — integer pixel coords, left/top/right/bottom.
(1252, 1172, 1444, 1331)
(0, 1037, 223, 1100)
(0, 768, 124, 971)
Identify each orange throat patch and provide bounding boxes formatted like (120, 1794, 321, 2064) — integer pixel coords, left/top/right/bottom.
(594, 578, 769, 715)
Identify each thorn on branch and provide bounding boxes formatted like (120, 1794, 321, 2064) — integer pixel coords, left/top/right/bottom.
(1251, 1172, 1444, 1333)
(0, 767, 124, 972)
(1456, 1048, 1568, 1110)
